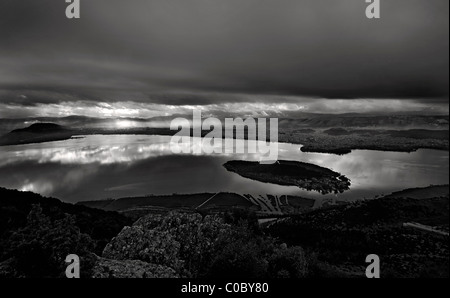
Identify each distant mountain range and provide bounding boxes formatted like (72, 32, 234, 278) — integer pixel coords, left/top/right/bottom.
(0, 113, 448, 135)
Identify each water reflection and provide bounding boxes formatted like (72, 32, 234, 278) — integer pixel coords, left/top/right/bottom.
(0, 135, 448, 203)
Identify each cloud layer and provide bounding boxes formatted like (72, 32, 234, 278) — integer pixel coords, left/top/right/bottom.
(0, 0, 448, 115)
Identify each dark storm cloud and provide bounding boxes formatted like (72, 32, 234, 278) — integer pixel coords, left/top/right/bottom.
(0, 0, 448, 106)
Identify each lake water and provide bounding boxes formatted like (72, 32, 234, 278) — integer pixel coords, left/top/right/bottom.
(0, 135, 448, 203)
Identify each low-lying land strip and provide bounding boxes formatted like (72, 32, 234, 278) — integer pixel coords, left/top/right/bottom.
(1, 120, 448, 155)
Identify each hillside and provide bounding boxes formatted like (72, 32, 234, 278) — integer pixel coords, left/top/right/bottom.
(77, 192, 317, 220)
(10, 123, 66, 134)
(384, 185, 449, 200)
(78, 193, 253, 212)
(0, 123, 74, 146)
(267, 194, 449, 278)
(0, 187, 131, 256)
(278, 114, 449, 129)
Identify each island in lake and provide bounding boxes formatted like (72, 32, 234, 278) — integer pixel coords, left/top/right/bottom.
(223, 160, 351, 195)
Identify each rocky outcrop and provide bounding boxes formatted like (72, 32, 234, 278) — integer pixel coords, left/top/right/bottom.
(100, 212, 232, 278)
(102, 225, 183, 273)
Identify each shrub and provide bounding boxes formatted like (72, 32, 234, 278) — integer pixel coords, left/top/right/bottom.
(102, 226, 183, 272)
(5, 204, 96, 278)
(268, 246, 308, 278)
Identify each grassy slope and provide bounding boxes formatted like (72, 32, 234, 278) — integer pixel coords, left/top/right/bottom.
(77, 192, 256, 216)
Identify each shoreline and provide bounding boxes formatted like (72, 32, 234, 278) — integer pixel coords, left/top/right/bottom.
(0, 126, 448, 155)
(74, 185, 449, 220)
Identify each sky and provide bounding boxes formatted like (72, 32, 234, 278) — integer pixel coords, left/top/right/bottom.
(0, 0, 448, 118)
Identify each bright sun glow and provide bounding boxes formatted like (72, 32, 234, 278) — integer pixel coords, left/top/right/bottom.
(115, 120, 135, 129)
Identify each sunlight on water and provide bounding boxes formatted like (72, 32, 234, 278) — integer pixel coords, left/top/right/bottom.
(0, 135, 448, 202)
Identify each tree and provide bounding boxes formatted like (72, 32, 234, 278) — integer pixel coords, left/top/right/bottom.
(5, 204, 95, 278)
